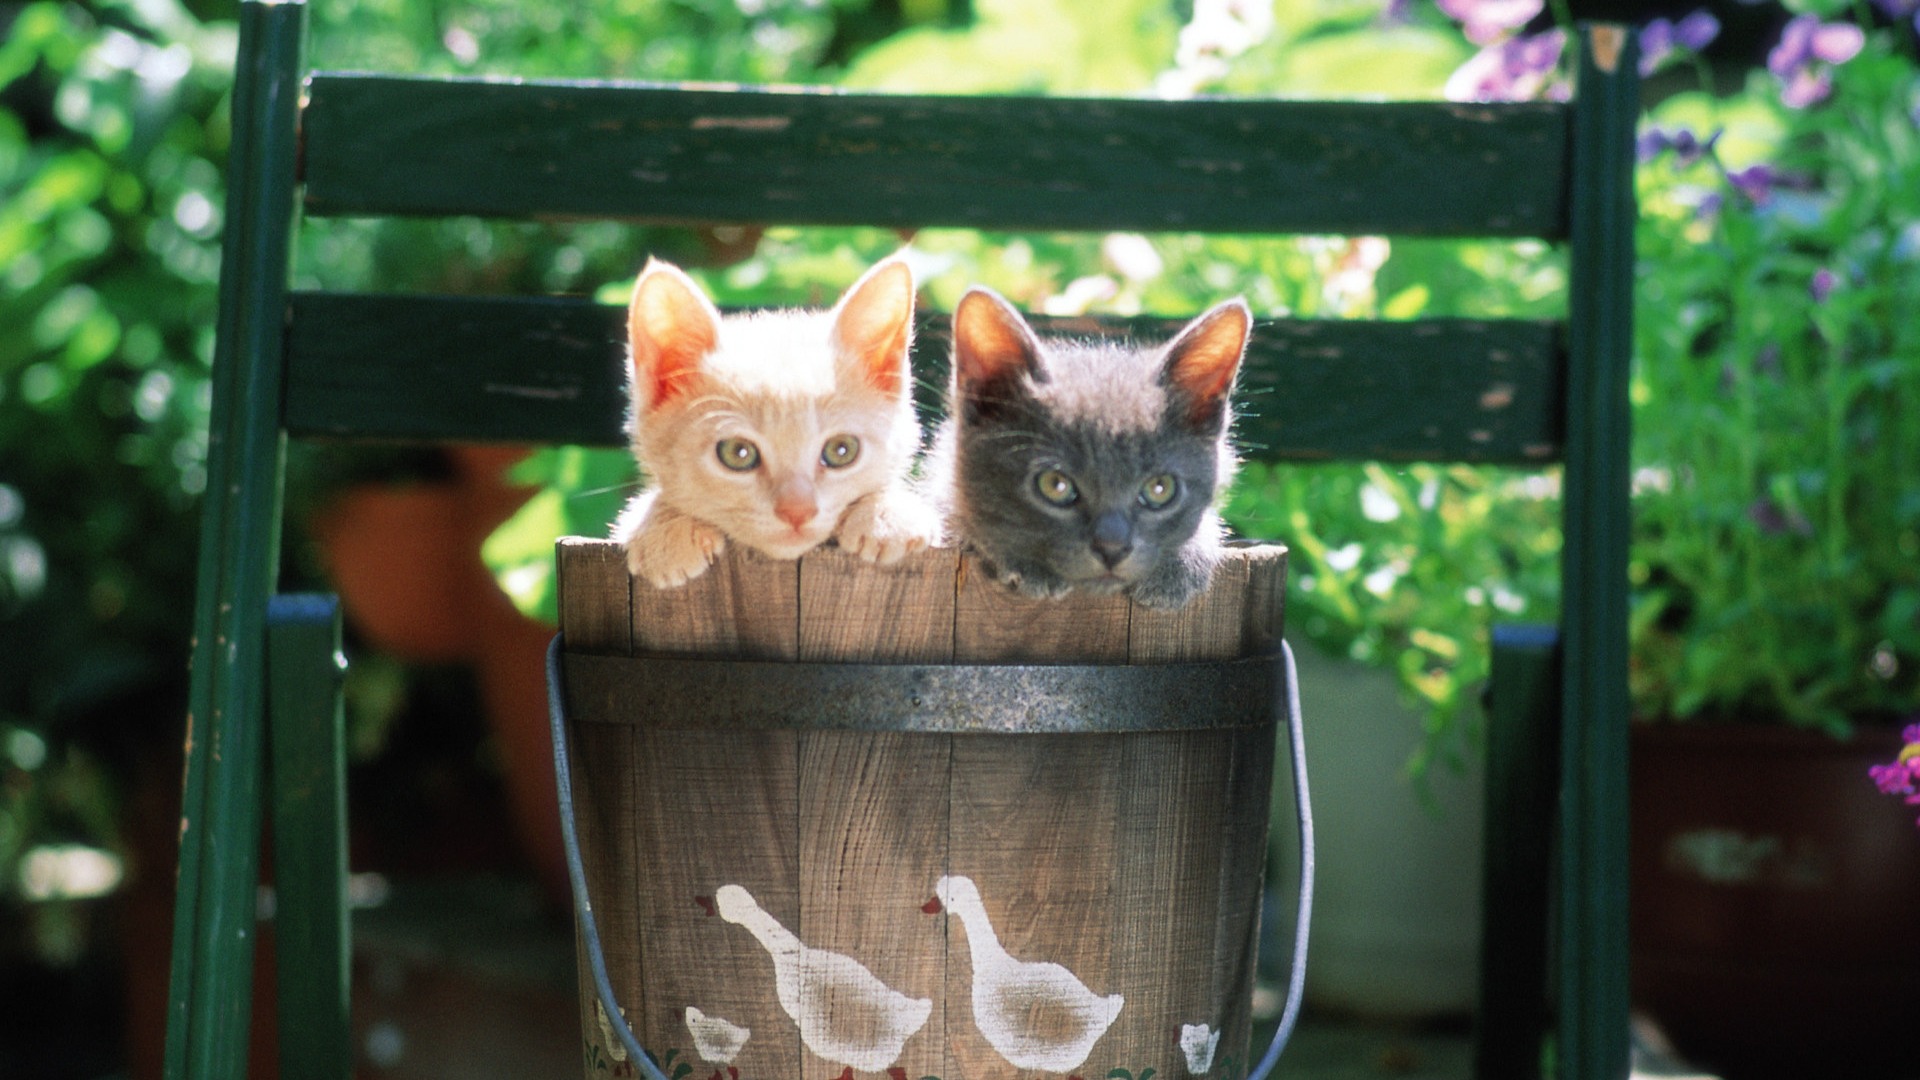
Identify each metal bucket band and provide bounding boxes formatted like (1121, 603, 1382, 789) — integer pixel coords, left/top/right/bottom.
(560, 652, 1279, 734)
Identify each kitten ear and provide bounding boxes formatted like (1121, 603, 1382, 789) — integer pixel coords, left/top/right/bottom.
(952, 287, 1045, 392)
(829, 255, 916, 398)
(628, 258, 721, 410)
(1161, 298, 1251, 430)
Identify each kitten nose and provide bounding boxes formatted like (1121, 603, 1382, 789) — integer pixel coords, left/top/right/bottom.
(773, 478, 817, 530)
(1090, 511, 1133, 569)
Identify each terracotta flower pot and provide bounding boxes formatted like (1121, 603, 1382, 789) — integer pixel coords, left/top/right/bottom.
(308, 483, 478, 663)
(307, 446, 570, 904)
(1631, 722, 1920, 1080)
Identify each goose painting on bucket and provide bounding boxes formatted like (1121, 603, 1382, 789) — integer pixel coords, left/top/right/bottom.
(684, 1006, 750, 1064)
(714, 883, 933, 1072)
(1179, 1022, 1221, 1075)
(934, 874, 1125, 1073)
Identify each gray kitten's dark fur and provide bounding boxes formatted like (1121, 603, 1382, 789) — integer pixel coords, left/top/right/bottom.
(926, 287, 1251, 609)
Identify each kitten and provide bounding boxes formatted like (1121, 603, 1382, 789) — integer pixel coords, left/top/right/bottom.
(611, 254, 938, 587)
(926, 286, 1250, 609)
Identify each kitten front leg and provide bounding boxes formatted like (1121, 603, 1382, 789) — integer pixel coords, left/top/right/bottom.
(835, 486, 940, 566)
(975, 553, 1076, 600)
(612, 489, 727, 587)
(1126, 554, 1211, 609)
(1126, 520, 1222, 610)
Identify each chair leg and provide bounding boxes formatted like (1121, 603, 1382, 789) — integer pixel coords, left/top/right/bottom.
(1561, 23, 1638, 1080)
(268, 595, 352, 1080)
(165, 2, 305, 1077)
(1474, 625, 1560, 1080)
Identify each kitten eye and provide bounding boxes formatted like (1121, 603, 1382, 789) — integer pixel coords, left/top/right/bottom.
(715, 438, 761, 471)
(821, 435, 861, 469)
(1034, 469, 1080, 507)
(1139, 473, 1180, 509)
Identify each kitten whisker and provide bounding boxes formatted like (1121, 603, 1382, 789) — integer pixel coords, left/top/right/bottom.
(572, 480, 647, 500)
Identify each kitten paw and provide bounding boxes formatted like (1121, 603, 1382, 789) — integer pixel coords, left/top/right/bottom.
(837, 490, 940, 566)
(627, 516, 726, 588)
(989, 563, 1075, 601)
(1127, 559, 1210, 609)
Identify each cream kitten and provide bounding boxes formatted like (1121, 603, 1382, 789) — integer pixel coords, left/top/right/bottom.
(611, 255, 938, 587)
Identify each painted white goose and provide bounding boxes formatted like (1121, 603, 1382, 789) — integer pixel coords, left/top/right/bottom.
(714, 883, 932, 1073)
(684, 1006, 750, 1064)
(934, 874, 1125, 1073)
(1179, 1022, 1221, 1075)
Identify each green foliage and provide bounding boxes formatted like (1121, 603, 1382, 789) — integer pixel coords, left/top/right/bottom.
(1, 0, 235, 911)
(1631, 50, 1920, 729)
(841, 0, 1178, 93)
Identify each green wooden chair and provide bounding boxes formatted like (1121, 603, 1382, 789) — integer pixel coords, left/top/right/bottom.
(170, 2, 1637, 1077)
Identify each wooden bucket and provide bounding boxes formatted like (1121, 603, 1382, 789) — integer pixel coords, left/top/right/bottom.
(554, 537, 1286, 1080)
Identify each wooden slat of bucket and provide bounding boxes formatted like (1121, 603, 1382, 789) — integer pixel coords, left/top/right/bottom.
(628, 727, 802, 1080)
(556, 536, 631, 656)
(952, 553, 1131, 663)
(1128, 553, 1253, 662)
(555, 537, 642, 1071)
(943, 730, 1124, 1079)
(1105, 553, 1267, 1076)
(621, 548, 805, 1079)
(1235, 542, 1291, 654)
(795, 546, 955, 1080)
(1107, 728, 1239, 1074)
(798, 546, 959, 663)
(570, 713, 645, 1070)
(1212, 717, 1278, 1075)
(630, 545, 800, 658)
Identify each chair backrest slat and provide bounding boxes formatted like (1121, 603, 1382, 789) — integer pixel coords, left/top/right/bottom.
(283, 292, 1561, 462)
(301, 74, 1571, 238)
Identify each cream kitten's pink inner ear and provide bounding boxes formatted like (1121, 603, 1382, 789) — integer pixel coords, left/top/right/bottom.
(629, 260, 720, 409)
(952, 287, 1042, 389)
(830, 258, 915, 398)
(1164, 299, 1251, 426)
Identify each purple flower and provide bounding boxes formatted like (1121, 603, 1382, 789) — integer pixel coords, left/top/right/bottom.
(1727, 163, 1780, 205)
(1446, 29, 1567, 102)
(1872, 761, 1917, 796)
(1872, 0, 1919, 17)
(1872, 721, 1920, 827)
(1747, 496, 1812, 536)
(1437, 0, 1544, 45)
(1768, 15, 1865, 108)
(1811, 267, 1838, 303)
(1638, 125, 1722, 167)
(1640, 10, 1721, 76)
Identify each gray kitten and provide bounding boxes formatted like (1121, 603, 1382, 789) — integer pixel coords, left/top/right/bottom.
(926, 286, 1251, 609)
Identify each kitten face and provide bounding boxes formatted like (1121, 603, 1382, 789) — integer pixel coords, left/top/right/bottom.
(933, 287, 1250, 607)
(622, 256, 919, 562)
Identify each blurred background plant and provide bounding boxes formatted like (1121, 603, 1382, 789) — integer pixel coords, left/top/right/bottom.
(4, 0, 1918, 1072)
(2, 0, 233, 994)
(1631, 30, 1920, 730)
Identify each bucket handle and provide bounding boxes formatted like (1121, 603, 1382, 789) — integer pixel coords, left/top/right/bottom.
(547, 634, 1314, 1080)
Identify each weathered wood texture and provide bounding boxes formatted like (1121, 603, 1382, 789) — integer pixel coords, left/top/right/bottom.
(303, 75, 1570, 238)
(284, 291, 1563, 464)
(558, 539, 1284, 1080)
